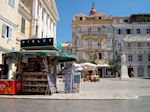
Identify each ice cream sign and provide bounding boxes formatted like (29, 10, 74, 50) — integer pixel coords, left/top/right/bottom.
(0, 80, 22, 95)
(0, 84, 6, 90)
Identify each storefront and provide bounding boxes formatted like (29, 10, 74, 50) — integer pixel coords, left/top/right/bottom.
(0, 38, 77, 94)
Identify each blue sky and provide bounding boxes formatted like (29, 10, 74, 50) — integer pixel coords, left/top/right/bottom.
(55, 0, 150, 44)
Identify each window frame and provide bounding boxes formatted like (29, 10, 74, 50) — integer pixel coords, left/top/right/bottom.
(98, 53, 103, 60)
(21, 16, 26, 34)
(88, 40, 92, 48)
(97, 27, 101, 34)
(2, 24, 12, 40)
(88, 52, 92, 60)
(8, 0, 15, 8)
(138, 55, 143, 62)
(98, 39, 102, 48)
(147, 28, 150, 34)
(137, 29, 141, 34)
(128, 55, 132, 62)
(78, 27, 82, 34)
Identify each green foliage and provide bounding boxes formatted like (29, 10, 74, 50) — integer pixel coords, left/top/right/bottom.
(92, 50, 98, 64)
(12, 72, 17, 80)
(109, 59, 121, 76)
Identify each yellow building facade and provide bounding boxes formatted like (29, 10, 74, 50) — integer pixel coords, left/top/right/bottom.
(16, 0, 59, 51)
(0, 0, 19, 64)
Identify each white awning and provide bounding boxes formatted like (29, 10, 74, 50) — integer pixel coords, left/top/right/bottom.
(96, 64, 110, 68)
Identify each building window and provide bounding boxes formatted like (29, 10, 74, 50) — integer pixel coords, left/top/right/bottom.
(78, 27, 82, 34)
(138, 55, 143, 61)
(77, 39, 82, 47)
(138, 42, 142, 47)
(148, 42, 150, 47)
(97, 27, 101, 33)
(88, 40, 92, 48)
(36, 25, 38, 36)
(88, 53, 92, 60)
(118, 43, 122, 51)
(46, 16, 48, 25)
(79, 17, 82, 20)
(137, 29, 141, 34)
(128, 43, 131, 47)
(98, 40, 102, 48)
(126, 29, 131, 34)
(41, 31, 43, 38)
(21, 17, 26, 34)
(98, 53, 102, 59)
(49, 20, 51, 31)
(8, 0, 15, 7)
(148, 55, 150, 61)
(128, 55, 132, 62)
(107, 27, 111, 33)
(37, 4, 39, 16)
(99, 17, 102, 20)
(88, 27, 92, 33)
(106, 39, 112, 47)
(79, 52, 83, 60)
(2, 24, 12, 40)
(108, 52, 112, 60)
(42, 10, 44, 20)
(117, 29, 121, 35)
(147, 29, 150, 34)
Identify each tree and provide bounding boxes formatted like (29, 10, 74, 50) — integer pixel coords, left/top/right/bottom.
(91, 50, 98, 64)
(109, 59, 121, 77)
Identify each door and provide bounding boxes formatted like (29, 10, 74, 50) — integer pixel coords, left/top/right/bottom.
(98, 68, 102, 77)
(138, 66, 144, 77)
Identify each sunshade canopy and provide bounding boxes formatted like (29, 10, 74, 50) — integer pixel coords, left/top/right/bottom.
(2, 50, 77, 62)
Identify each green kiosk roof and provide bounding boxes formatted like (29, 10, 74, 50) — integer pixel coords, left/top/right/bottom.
(3, 50, 77, 62)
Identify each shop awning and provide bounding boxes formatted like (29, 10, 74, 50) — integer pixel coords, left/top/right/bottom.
(2, 50, 77, 62)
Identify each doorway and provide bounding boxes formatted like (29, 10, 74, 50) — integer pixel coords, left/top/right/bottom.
(128, 66, 134, 77)
(98, 68, 102, 77)
(138, 66, 144, 77)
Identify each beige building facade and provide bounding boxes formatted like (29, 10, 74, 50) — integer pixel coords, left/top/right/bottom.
(0, 0, 19, 64)
(16, 0, 59, 51)
(71, 7, 114, 63)
(71, 4, 115, 77)
(61, 42, 72, 54)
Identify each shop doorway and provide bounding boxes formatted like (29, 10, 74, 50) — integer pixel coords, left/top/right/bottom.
(98, 68, 102, 77)
(138, 66, 144, 77)
(128, 66, 134, 77)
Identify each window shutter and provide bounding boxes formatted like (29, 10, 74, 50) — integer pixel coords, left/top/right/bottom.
(2, 24, 7, 38)
(13, 0, 15, 7)
(9, 27, 12, 40)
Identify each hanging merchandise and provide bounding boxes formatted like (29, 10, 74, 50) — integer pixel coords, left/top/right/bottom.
(22, 56, 28, 63)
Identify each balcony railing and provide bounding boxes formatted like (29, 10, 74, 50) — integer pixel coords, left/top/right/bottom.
(81, 31, 106, 36)
(19, 0, 31, 14)
(125, 47, 150, 51)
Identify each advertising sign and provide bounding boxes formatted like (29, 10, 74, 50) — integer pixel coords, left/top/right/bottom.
(64, 74, 72, 93)
(0, 80, 22, 95)
(47, 75, 56, 94)
(73, 72, 81, 93)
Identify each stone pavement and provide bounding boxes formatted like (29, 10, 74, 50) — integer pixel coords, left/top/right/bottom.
(0, 78, 150, 100)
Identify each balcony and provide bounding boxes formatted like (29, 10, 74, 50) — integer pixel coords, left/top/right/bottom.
(125, 47, 150, 51)
(19, 0, 31, 15)
(81, 31, 106, 37)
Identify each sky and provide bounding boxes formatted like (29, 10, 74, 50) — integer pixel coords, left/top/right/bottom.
(55, 0, 150, 44)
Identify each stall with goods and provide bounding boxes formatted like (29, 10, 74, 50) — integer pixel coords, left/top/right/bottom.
(1, 38, 77, 95)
